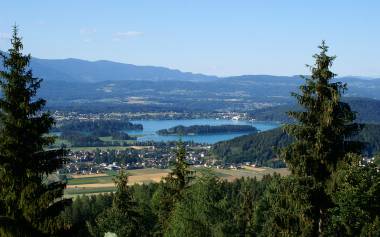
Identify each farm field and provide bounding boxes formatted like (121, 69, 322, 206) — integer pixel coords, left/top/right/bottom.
(63, 145, 152, 152)
(64, 167, 289, 196)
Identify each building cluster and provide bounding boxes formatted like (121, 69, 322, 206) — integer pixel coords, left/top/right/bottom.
(51, 111, 254, 122)
(59, 144, 211, 175)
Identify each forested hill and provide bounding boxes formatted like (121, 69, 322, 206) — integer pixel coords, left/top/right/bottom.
(251, 97, 380, 124)
(53, 119, 143, 135)
(157, 125, 258, 135)
(212, 123, 380, 167)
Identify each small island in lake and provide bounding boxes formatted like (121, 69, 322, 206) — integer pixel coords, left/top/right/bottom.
(157, 124, 258, 135)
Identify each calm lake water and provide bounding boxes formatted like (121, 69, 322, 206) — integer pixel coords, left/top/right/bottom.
(128, 119, 280, 144)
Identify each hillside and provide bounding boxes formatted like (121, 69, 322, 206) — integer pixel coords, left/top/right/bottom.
(212, 124, 380, 167)
(251, 97, 380, 124)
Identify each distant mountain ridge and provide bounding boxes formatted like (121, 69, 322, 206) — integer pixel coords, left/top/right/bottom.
(30, 57, 218, 82)
(0, 51, 218, 82)
(28, 57, 380, 84)
(2, 52, 380, 83)
(1, 52, 380, 112)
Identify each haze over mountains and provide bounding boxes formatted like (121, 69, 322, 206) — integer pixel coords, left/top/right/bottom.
(30, 57, 218, 82)
(2, 53, 380, 113)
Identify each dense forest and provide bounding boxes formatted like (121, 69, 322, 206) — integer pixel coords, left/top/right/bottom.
(157, 124, 258, 135)
(54, 119, 143, 136)
(212, 127, 290, 167)
(212, 124, 380, 166)
(53, 120, 141, 147)
(0, 29, 379, 237)
(251, 97, 380, 123)
(59, 131, 135, 147)
(61, 155, 380, 236)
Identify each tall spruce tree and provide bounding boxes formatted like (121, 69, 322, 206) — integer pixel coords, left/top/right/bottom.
(0, 26, 69, 236)
(165, 140, 194, 195)
(281, 41, 362, 234)
(152, 140, 194, 234)
(94, 171, 142, 237)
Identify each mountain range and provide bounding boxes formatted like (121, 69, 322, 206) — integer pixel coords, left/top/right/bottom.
(1, 53, 380, 113)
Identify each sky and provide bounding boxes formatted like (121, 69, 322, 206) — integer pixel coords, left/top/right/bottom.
(1, 0, 380, 77)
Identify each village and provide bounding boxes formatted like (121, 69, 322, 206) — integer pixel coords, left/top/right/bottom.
(59, 142, 258, 176)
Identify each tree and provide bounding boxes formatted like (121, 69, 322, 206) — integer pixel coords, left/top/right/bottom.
(61, 193, 113, 237)
(94, 171, 142, 237)
(326, 154, 380, 236)
(152, 140, 194, 234)
(252, 175, 321, 237)
(0, 26, 69, 236)
(374, 153, 380, 167)
(164, 173, 234, 237)
(165, 140, 194, 195)
(280, 41, 362, 234)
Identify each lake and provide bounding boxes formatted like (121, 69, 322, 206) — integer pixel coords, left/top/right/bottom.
(128, 119, 280, 144)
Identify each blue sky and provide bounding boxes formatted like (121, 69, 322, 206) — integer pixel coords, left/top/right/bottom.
(1, 0, 379, 77)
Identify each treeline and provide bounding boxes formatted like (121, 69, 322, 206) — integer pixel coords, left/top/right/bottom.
(157, 124, 258, 135)
(61, 172, 274, 236)
(54, 119, 143, 136)
(60, 131, 136, 147)
(212, 123, 380, 166)
(61, 154, 380, 236)
(54, 120, 141, 147)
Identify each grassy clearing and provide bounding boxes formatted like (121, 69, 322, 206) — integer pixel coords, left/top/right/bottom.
(98, 136, 114, 142)
(68, 145, 151, 152)
(65, 187, 116, 196)
(98, 136, 136, 143)
(67, 169, 169, 185)
(51, 138, 71, 147)
(67, 176, 115, 185)
(126, 168, 171, 175)
(194, 167, 290, 182)
(65, 167, 289, 196)
(68, 146, 129, 152)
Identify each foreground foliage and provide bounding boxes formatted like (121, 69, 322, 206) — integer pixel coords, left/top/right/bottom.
(0, 27, 69, 236)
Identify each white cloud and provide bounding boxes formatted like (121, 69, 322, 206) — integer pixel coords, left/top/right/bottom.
(113, 31, 143, 41)
(80, 28, 97, 35)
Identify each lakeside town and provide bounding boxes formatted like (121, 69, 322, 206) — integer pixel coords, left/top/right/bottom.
(51, 111, 254, 123)
(58, 142, 264, 177)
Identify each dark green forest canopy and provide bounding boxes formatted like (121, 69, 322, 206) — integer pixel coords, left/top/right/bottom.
(53, 120, 141, 146)
(251, 97, 380, 124)
(54, 119, 143, 134)
(212, 124, 380, 166)
(157, 124, 258, 135)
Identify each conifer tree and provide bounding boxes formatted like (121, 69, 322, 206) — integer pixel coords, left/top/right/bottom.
(152, 140, 194, 234)
(0, 26, 69, 236)
(165, 140, 194, 196)
(281, 41, 362, 234)
(282, 41, 361, 181)
(94, 171, 142, 237)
